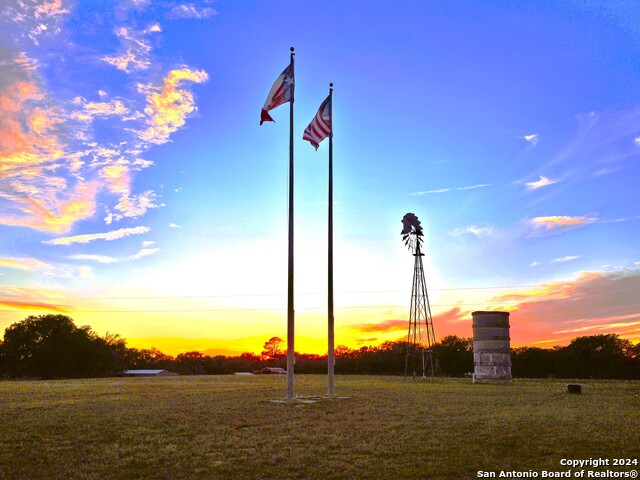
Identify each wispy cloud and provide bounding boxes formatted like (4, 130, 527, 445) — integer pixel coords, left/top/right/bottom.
(102, 26, 154, 73)
(457, 183, 491, 191)
(451, 225, 494, 237)
(528, 215, 598, 237)
(68, 247, 160, 263)
(168, 223, 182, 229)
(130, 247, 160, 260)
(71, 99, 130, 122)
(3, 0, 69, 43)
(551, 255, 579, 263)
(43, 226, 151, 245)
(411, 184, 490, 196)
(0, 256, 93, 279)
(530, 256, 580, 267)
(67, 254, 118, 264)
(523, 134, 539, 146)
(526, 175, 557, 190)
(104, 190, 162, 224)
(167, 4, 218, 19)
(0, 257, 54, 272)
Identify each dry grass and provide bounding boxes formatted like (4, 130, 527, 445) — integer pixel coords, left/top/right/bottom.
(0, 376, 638, 479)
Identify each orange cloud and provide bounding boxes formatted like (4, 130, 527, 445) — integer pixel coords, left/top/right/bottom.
(0, 182, 99, 234)
(0, 256, 93, 280)
(34, 0, 68, 18)
(100, 162, 131, 194)
(349, 319, 407, 334)
(0, 56, 102, 234)
(491, 269, 640, 346)
(0, 299, 68, 313)
(528, 215, 597, 236)
(1, 12, 208, 235)
(0, 285, 69, 315)
(346, 308, 468, 340)
(0, 257, 53, 272)
(137, 68, 208, 144)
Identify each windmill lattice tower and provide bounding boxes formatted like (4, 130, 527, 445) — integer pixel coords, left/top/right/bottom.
(401, 213, 437, 380)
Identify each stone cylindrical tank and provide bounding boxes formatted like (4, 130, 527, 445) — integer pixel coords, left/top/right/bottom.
(472, 311, 511, 383)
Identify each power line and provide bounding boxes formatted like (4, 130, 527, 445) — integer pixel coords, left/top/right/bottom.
(38, 301, 520, 314)
(0, 284, 544, 303)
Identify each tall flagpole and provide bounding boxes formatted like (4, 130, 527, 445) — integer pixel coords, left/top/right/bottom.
(327, 83, 335, 397)
(286, 47, 296, 401)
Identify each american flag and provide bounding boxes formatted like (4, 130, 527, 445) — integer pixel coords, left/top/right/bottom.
(302, 95, 331, 150)
(260, 63, 294, 125)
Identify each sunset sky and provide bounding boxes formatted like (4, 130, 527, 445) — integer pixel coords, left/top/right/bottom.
(1, 0, 639, 357)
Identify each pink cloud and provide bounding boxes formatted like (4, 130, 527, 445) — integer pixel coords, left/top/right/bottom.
(490, 270, 640, 346)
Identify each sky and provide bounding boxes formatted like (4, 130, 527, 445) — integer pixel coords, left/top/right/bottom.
(1, 0, 639, 357)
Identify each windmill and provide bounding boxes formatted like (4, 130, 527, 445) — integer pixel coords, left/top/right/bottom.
(401, 213, 437, 380)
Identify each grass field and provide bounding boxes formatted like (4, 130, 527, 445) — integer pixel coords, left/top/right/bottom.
(1, 375, 638, 479)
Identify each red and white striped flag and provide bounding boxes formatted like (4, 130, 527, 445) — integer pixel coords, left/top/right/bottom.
(302, 95, 331, 150)
(260, 63, 295, 125)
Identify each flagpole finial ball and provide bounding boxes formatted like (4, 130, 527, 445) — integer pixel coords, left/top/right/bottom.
(330, 83, 334, 88)
(290, 47, 295, 52)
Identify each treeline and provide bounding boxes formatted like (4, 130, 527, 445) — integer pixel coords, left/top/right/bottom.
(0, 314, 639, 380)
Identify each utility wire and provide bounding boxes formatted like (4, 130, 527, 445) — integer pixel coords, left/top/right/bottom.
(1, 284, 543, 303)
(43, 301, 520, 314)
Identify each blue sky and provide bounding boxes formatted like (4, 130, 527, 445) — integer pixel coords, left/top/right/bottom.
(1, 0, 639, 355)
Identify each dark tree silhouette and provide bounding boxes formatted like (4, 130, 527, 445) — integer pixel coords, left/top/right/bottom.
(511, 347, 559, 378)
(432, 335, 474, 377)
(261, 336, 285, 365)
(176, 351, 206, 375)
(557, 334, 636, 379)
(1, 316, 638, 379)
(0, 314, 123, 378)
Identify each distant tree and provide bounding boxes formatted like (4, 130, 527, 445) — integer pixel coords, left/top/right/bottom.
(511, 347, 558, 378)
(558, 334, 636, 379)
(125, 347, 175, 370)
(433, 335, 473, 377)
(261, 336, 285, 365)
(176, 351, 206, 375)
(335, 345, 355, 358)
(0, 314, 121, 378)
(227, 352, 261, 373)
(296, 352, 326, 373)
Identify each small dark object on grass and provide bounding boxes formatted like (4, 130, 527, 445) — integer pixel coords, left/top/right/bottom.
(568, 384, 582, 394)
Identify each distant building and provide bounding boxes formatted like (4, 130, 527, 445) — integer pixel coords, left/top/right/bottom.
(119, 369, 178, 377)
(253, 367, 286, 375)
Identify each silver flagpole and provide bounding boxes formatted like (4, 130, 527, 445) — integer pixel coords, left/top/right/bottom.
(327, 83, 335, 397)
(286, 47, 296, 401)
